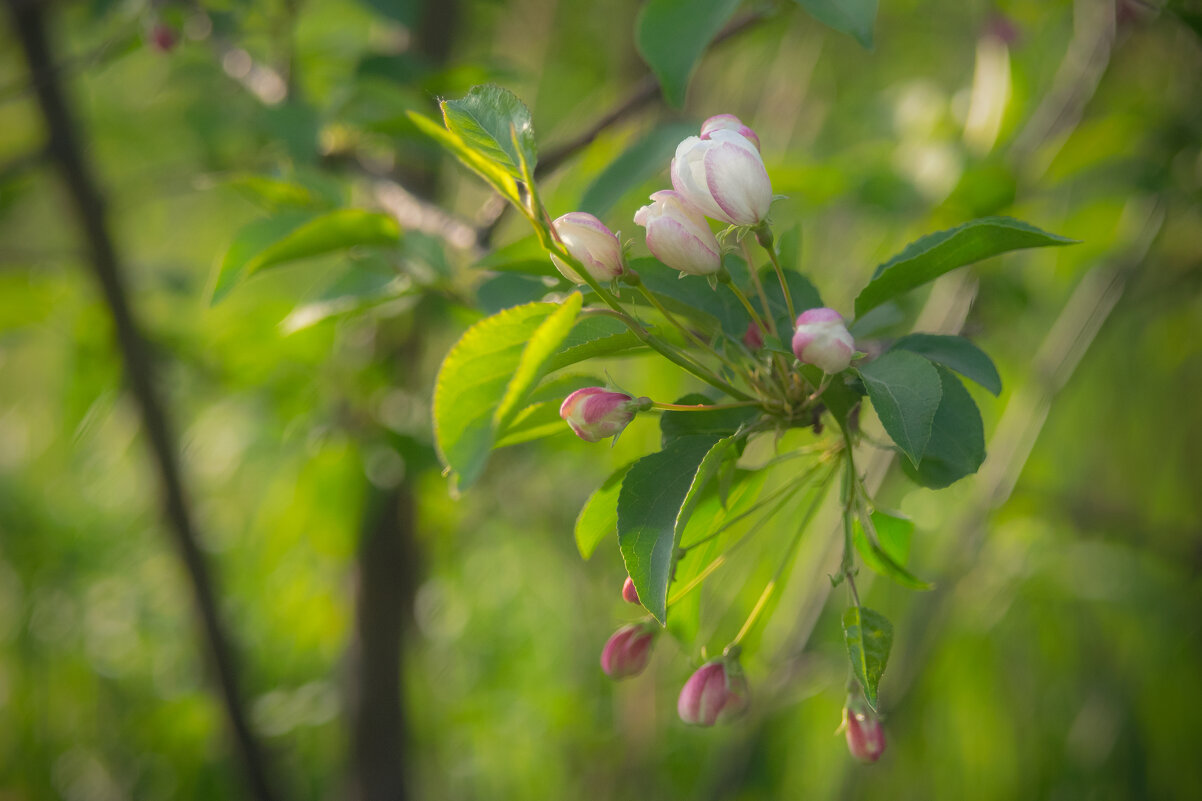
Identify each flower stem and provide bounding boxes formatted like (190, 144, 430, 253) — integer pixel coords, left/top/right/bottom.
(741, 237, 779, 340)
(760, 234, 797, 324)
(839, 422, 862, 608)
(651, 400, 762, 412)
(635, 283, 751, 382)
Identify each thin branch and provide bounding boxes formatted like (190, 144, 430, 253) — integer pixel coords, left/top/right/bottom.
(4, 3, 282, 801)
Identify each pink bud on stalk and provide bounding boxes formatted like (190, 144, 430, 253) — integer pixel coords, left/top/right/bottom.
(791, 308, 856, 374)
(633, 191, 722, 276)
(700, 114, 761, 151)
(601, 624, 656, 680)
(622, 576, 640, 605)
(670, 128, 772, 226)
(559, 388, 650, 443)
(550, 212, 625, 284)
(843, 701, 887, 763)
(677, 659, 750, 726)
(742, 322, 764, 351)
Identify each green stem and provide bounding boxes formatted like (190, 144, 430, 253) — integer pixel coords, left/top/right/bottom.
(721, 273, 770, 337)
(839, 423, 862, 608)
(652, 400, 762, 412)
(741, 237, 779, 340)
(760, 234, 797, 324)
(636, 284, 751, 382)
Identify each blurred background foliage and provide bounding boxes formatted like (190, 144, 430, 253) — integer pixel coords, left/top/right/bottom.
(0, 0, 1200, 799)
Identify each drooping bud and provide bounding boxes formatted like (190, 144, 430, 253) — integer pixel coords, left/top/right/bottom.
(843, 699, 886, 763)
(791, 308, 855, 374)
(600, 624, 656, 680)
(559, 388, 650, 443)
(670, 129, 772, 226)
(677, 658, 750, 726)
(742, 322, 764, 351)
(550, 212, 625, 284)
(622, 576, 640, 605)
(633, 190, 722, 276)
(700, 114, 761, 152)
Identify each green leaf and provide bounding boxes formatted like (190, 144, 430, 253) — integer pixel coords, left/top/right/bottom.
(890, 334, 1002, 396)
(760, 265, 823, 340)
(544, 316, 648, 373)
(225, 174, 328, 211)
(792, 0, 878, 48)
(407, 110, 521, 203)
(618, 435, 723, 623)
(858, 351, 942, 466)
(441, 84, 538, 179)
(660, 393, 759, 448)
(633, 257, 746, 338)
(902, 366, 986, 489)
(434, 300, 577, 490)
(853, 510, 932, 590)
(210, 210, 402, 304)
(854, 217, 1077, 317)
(493, 292, 582, 432)
(473, 235, 557, 277)
(843, 606, 893, 709)
(579, 122, 696, 217)
(635, 0, 743, 108)
(576, 462, 633, 560)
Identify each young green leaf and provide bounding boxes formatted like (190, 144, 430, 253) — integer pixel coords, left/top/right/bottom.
(902, 366, 986, 488)
(441, 85, 538, 179)
(792, 0, 878, 48)
(854, 217, 1077, 317)
(493, 292, 582, 433)
(575, 461, 633, 560)
(618, 435, 723, 623)
(211, 210, 401, 304)
(434, 300, 578, 490)
(853, 510, 932, 590)
(660, 393, 759, 447)
(843, 606, 893, 710)
(579, 121, 697, 217)
(407, 110, 522, 204)
(858, 350, 942, 466)
(544, 316, 648, 373)
(890, 333, 1002, 395)
(635, 0, 743, 108)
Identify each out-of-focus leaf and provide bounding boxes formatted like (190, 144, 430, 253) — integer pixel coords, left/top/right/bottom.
(579, 122, 697, 217)
(441, 85, 538, 179)
(210, 210, 401, 304)
(792, 0, 878, 48)
(854, 217, 1077, 317)
(843, 605, 893, 709)
(902, 366, 986, 489)
(618, 435, 723, 623)
(853, 510, 932, 590)
(635, 0, 742, 108)
(225, 174, 327, 211)
(474, 235, 558, 277)
(354, 0, 419, 26)
(858, 350, 942, 466)
(890, 334, 1002, 396)
(576, 461, 632, 560)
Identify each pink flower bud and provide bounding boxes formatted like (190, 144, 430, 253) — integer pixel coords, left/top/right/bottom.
(149, 23, 177, 52)
(559, 388, 649, 443)
(843, 702, 886, 763)
(677, 659, 750, 726)
(742, 322, 764, 351)
(633, 190, 722, 276)
(550, 212, 625, 284)
(670, 129, 772, 226)
(621, 576, 640, 605)
(700, 114, 761, 152)
(791, 308, 855, 374)
(600, 624, 656, 680)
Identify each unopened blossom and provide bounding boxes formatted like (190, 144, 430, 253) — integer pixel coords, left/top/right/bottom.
(622, 576, 640, 605)
(843, 701, 886, 763)
(700, 114, 761, 151)
(791, 308, 856, 374)
(550, 212, 625, 284)
(601, 624, 656, 680)
(677, 659, 750, 726)
(670, 129, 772, 226)
(560, 387, 649, 443)
(633, 190, 722, 276)
(743, 322, 764, 351)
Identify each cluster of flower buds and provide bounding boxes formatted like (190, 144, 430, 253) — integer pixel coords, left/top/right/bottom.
(842, 697, 887, 762)
(559, 387, 651, 443)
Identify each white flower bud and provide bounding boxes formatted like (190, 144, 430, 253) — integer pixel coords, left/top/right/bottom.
(791, 308, 855, 374)
(670, 129, 772, 226)
(633, 190, 722, 275)
(550, 212, 625, 284)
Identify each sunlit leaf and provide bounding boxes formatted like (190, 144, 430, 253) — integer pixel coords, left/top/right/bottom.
(441, 84, 538, 179)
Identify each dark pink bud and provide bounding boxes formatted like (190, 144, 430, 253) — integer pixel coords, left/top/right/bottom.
(742, 322, 764, 351)
(843, 701, 886, 763)
(149, 23, 177, 52)
(560, 387, 649, 442)
(622, 576, 640, 605)
(600, 624, 656, 680)
(677, 659, 749, 726)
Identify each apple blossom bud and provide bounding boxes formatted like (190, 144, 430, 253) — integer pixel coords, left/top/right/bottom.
(601, 624, 656, 680)
(622, 576, 640, 605)
(700, 114, 761, 151)
(677, 659, 750, 726)
(550, 212, 625, 284)
(742, 322, 764, 351)
(633, 190, 722, 276)
(791, 308, 855, 374)
(843, 701, 886, 763)
(150, 23, 177, 52)
(670, 129, 772, 226)
(560, 388, 650, 443)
